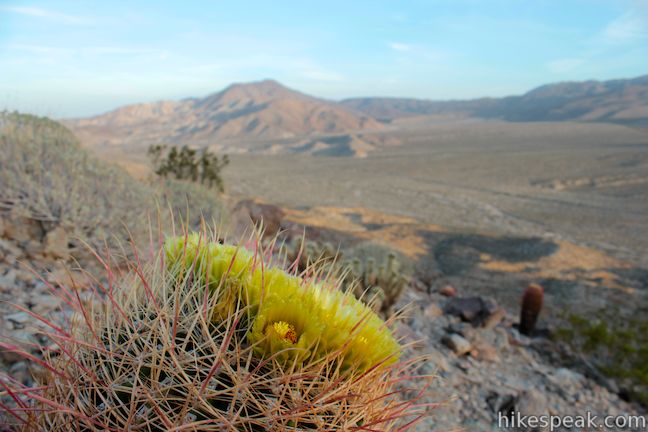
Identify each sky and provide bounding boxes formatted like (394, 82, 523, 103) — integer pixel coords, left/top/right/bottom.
(1, 0, 647, 118)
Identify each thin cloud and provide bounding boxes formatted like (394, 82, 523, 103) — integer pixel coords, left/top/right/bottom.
(2, 5, 95, 25)
(602, 10, 648, 42)
(8, 44, 168, 57)
(547, 58, 584, 74)
(299, 68, 344, 82)
(389, 42, 413, 53)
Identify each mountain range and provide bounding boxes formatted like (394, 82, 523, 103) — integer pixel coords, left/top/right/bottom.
(342, 75, 648, 125)
(66, 79, 385, 157)
(66, 74, 648, 158)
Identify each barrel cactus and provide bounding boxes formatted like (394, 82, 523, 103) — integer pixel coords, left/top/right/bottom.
(345, 253, 409, 318)
(0, 229, 430, 430)
(520, 283, 544, 335)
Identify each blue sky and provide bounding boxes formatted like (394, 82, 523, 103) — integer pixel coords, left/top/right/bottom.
(1, 0, 647, 117)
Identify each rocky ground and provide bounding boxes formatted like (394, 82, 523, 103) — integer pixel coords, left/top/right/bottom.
(1, 211, 646, 431)
(397, 286, 646, 431)
(0, 214, 94, 393)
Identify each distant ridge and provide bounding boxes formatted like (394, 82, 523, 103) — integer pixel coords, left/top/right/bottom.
(341, 74, 648, 126)
(66, 74, 648, 159)
(65, 79, 383, 155)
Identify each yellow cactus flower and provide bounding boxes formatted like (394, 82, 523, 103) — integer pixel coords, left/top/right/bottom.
(307, 282, 400, 370)
(248, 292, 326, 364)
(164, 234, 400, 372)
(164, 234, 255, 320)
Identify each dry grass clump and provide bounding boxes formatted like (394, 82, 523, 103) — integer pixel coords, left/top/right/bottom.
(0, 226, 432, 431)
(155, 178, 228, 230)
(0, 111, 152, 247)
(0, 112, 229, 251)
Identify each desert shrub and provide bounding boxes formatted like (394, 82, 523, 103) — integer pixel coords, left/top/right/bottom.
(0, 111, 152, 247)
(0, 112, 229, 251)
(0, 228, 431, 430)
(154, 178, 228, 230)
(555, 305, 648, 407)
(148, 144, 229, 192)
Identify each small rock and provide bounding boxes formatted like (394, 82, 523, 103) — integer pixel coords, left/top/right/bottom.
(439, 285, 457, 297)
(6, 312, 30, 325)
(482, 307, 506, 329)
(0, 345, 24, 363)
(483, 327, 510, 350)
(447, 322, 477, 340)
(442, 333, 472, 356)
(410, 279, 427, 292)
(43, 226, 69, 259)
(46, 267, 71, 286)
(424, 303, 443, 319)
(31, 294, 62, 314)
(509, 328, 531, 347)
(24, 240, 44, 259)
(8, 361, 32, 386)
(471, 340, 500, 363)
(515, 389, 548, 418)
(3, 216, 44, 242)
(420, 350, 451, 373)
(0, 238, 22, 261)
(0, 331, 34, 362)
(552, 368, 585, 384)
(0, 269, 17, 289)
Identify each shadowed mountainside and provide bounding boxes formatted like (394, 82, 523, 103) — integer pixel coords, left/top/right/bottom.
(342, 74, 648, 125)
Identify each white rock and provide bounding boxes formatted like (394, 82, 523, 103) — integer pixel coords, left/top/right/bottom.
(443, 333, 472, 356)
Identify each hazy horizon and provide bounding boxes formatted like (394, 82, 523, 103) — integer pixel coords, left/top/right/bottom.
(2, 0, 648, 117)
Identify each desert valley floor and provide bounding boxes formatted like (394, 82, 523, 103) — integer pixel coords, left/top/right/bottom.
(222, 121, 648, 267)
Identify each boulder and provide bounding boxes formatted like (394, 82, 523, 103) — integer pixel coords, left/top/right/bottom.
(232, 199, 285, 238)
(444, 296, 499, 326)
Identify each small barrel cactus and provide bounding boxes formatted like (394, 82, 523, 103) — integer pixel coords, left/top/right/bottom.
(346, 252, 409, 318)
(520, 283, 544, 335)
(0, 228, 430, 430)
(281, 235, 338, 273)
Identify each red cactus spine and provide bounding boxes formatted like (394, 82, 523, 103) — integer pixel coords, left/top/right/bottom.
(520, 283, 544, 335)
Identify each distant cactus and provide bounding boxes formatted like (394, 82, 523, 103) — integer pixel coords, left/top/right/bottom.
(345, 252, 409, 318)
(282, 235, 338, 273)
(520, 283, 544, 335)
(281, 237, 410, 317)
